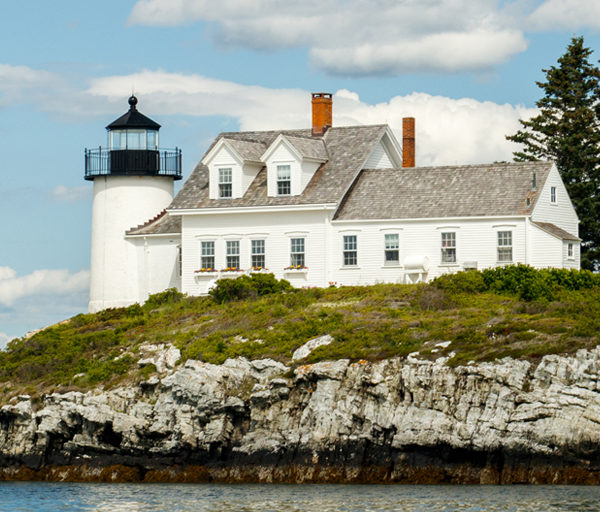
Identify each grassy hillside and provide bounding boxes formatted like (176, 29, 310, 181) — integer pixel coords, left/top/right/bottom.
(1, 266, 599, 402)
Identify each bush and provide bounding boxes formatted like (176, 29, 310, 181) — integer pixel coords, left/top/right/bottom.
(144, 288, 185, 310)
(432, 271, 487, 294)
(433, 265, 600, 302)
(209, 273, 293, 303)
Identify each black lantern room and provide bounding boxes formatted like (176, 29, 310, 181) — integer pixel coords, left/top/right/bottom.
(85, 96, 182, 180)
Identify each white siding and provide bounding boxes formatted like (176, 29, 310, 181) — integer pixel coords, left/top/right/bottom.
(331, 218, 529, 285)
(131, 237, 181, 304)
(532, 165, 579, 236)
(363, 140, 394, 169)
(529, 225, 563, 269)
(181, 210, 331, 295)
(562, 240, 580, 269)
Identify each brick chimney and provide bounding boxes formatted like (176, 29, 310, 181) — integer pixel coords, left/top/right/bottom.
(402, 117, 415, 167)
(312, 92, 332, 136)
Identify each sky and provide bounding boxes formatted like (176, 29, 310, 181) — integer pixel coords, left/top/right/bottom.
(1, 0, 600, 346)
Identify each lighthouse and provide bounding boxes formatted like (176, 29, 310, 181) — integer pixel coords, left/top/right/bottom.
(85, 96, 182, 312)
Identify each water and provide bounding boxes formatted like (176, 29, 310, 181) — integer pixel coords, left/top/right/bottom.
(0, 483, 599, 511)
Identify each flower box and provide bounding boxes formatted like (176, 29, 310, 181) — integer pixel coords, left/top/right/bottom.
(194, 269, 218, 277)
(249, 267, 270, 273)
(283, 265, 308, 274)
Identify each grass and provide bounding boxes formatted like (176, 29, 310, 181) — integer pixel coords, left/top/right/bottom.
(1, 269, 599, 402)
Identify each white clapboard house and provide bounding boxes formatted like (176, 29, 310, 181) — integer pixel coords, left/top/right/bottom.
(85, 93, 580, 312)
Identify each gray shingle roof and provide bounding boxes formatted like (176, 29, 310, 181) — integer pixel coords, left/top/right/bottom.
(169, 124, 387, 210)
(334, 161, 553, 220)
(126, 209, 182, 236)
(533, 221, 580, 241)
(282, 135, 328, 161)
(224, 138, 266, 162)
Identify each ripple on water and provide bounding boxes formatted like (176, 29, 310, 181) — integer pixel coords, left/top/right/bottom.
(1, 483, 600, 512)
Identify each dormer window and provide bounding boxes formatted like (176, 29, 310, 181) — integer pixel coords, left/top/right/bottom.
(277, 165, 291, 195)
(219, 168, 232, 198)
(262, 135, 327, 197)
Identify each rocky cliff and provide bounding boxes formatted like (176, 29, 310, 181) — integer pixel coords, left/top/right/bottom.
(2, 344, 600, 484)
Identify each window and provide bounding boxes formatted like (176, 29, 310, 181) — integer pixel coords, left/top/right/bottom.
(251, 239, 265, 268)
(343, 235, 358, 266)
(384, 234, 399, 265)
(441, 232, 456, 263)
(497, 231, 513, 262)
(551, 186, 557, 203)
(290, 238, 305, 267)
(568, 243, 574, 259)
(111, 130, 124, 150)
(147, 130, 158, 150)
(226, 240, 240, 269)
(277, 164, 291, 195)
(201, 241, 215, 270)
(177, 245, 182, 277)
(219, 168, 232, 198)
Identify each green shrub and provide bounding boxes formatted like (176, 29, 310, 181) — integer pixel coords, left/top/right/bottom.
(432, 271, 487, 294)
(144, 288, 185, 310)
(209, 273, 293, 303)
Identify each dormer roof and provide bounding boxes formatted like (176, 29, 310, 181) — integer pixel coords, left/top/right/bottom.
(201, 137, 266, 165)
(261, 134, 328, 163)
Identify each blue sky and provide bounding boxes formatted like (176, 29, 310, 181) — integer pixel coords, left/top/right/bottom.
(1, 0, 600, 345)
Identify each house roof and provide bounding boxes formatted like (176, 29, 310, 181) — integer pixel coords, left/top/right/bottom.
(334, 161, 553, 220)
(532, 221, 581, 241)
(126, 209, 181, 236)
(223, 138, 266, 163)
(280, 135, 328, 161)
(169, 124, 388, 210)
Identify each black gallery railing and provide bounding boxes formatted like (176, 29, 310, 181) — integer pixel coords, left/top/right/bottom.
(84, 148, 182, 180)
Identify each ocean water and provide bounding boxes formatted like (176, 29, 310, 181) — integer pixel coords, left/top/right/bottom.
(0, 483, 599, 512)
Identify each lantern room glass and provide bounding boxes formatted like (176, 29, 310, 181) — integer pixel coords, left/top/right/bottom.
(109, 129, 159, 150)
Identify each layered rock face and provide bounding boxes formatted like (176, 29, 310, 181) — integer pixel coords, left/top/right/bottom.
(2, 347, 600, 483)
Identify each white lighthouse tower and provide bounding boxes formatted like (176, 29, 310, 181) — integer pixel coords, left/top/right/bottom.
(85, 96, 182, 312)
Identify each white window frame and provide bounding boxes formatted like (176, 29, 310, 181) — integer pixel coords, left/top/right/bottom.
(290, 237, 305, 267)
(567, 242, 574, 260)
(497, 231, 513, 263)
(251, 239, 266, 269)
(200, 241, 215, 270)
(218, 168, 233, 198)
(441, 232, 456, 264)
(384, 233, 399, 265)
(277, 164, 291, 196)
(226, 240, 240, 269)
(343, 235, 358, 267)
(551, 186, 557, 204)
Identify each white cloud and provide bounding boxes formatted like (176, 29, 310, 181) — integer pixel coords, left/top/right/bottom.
(0, 267, 89, 307)
(127, 0, 529, 75)
(52, 185, 91, 202)
(0, 332, 13, 349)
(87, 71, 535, 165)
(528, 0, 600, 30)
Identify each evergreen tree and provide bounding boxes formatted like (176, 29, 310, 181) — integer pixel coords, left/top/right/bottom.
(507, 36, 600, 270)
